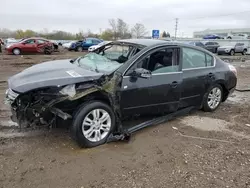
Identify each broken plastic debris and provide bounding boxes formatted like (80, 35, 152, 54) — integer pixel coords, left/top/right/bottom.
(246, 124, 250, 127)
(60, 84, 76, 97)
(172, 126, 178, 130)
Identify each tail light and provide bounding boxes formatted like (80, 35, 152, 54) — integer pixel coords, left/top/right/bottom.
(228, 64, 237, 77)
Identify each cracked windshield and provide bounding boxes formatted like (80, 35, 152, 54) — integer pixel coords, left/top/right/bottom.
(1, 0, 250, 188)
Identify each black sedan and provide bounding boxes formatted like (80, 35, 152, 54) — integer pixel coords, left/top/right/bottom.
(5, 39, 237, 148)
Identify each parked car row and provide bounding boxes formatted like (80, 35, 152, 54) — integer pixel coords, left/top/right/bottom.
(188, 41, 248, 55)
(66, 38, 103, 51)
(203, 33, 250, 40)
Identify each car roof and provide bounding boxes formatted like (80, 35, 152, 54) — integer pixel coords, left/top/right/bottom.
(117, 39, 168, 47)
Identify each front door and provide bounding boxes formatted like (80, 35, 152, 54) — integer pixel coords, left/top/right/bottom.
(22, 39, 37, 53)
(120, 47, 182, 116)
(180, 47, 215, 108)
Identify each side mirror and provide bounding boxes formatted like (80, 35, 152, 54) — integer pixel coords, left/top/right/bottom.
(70, 58, 76, 63)
(132, 68, 152, 79)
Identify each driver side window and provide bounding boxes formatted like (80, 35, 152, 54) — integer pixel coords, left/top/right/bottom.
(129, 47, 180, 75)
(25, 39, 35, 44)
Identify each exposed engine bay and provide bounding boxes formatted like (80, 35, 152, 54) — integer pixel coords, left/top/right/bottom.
(6, 73, 123, 131)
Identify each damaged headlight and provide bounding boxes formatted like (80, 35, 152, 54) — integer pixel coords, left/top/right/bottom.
(59, 84, 76, 97)
(5, 88, 19, 102)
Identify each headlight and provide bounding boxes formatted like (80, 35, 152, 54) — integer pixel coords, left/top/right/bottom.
(6, 44, 12, 48)
(5, 88, 19, 104)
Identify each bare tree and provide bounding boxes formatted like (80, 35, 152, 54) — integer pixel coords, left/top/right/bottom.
(131, 23, 148, 38)
(117, 18, 129, 39)
(109, 18, 131, 39)
(109, 19, 118, 39)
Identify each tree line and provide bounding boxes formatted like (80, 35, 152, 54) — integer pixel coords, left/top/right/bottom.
(0, 18, 170, 40)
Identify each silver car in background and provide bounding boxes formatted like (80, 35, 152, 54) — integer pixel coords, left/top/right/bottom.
(88, 41, 112, 52)
(217, 42, 247, 55)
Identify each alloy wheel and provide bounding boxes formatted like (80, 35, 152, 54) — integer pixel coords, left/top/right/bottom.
(13, 49, 20, 55)
(207, 87, 222, 110)
(82, 109, 111, 142)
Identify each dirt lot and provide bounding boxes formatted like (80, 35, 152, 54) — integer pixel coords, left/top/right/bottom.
(0, 51, 250, 188)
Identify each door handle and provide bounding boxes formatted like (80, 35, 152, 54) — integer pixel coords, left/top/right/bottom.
(170, 81, 178, 88)
(207, 73, 214, 78)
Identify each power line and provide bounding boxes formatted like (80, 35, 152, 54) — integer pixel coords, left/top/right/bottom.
(174, 18, 178, 39)
(164, 10, 250, 22)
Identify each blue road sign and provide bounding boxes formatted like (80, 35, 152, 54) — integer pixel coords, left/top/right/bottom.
(152, 30, 160, 38)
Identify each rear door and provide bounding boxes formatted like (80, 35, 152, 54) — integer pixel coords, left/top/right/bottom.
(235, 43, 244, 53)
(36, 39, 47, 53)
(120, 46, 182, 116)
(180, 47, 215, 108)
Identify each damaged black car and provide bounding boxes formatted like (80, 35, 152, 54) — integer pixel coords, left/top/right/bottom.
(5, 39, 237, 147)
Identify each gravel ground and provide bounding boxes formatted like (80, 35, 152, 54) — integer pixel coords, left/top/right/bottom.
(0, 51, 250, 188)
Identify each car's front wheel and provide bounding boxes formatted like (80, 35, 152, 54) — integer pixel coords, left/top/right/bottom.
(202, 84, 223, 112)
(230, 50, 235, 56)
(71, 101, 115, 148)
(12, 48, 21, 55)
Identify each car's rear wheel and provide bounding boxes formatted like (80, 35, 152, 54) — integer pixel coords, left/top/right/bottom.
(77, 46, 83, 52)
(203, 84, 223, 112)
(230, 50, 235, 56)
(71, 101, 115, 148)
(12, 48, 21, 55)
(242, 49, 247, 55)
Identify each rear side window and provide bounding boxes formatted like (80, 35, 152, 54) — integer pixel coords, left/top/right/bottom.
(85, 39, 92, 44)
(182, 48, 206, 69)
(182, 47, 214, 69)
(206, 54, 214, 66)
(37, 40, 46, 44)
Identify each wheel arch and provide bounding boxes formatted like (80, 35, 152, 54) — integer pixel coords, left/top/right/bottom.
(56, 90, 112, 116)
(214, 80, 229, 102)
(12, 47, 21, 54)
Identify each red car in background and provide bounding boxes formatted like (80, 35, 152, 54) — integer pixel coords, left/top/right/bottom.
(5, 37, 54, 55)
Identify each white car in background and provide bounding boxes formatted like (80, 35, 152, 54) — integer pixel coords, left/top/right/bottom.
(62, 41, 75, 49)
(227, 33, 250, 39)
(88, 41, 112, 52)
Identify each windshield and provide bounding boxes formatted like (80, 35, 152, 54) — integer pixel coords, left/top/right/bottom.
(76, 53, 122, 73)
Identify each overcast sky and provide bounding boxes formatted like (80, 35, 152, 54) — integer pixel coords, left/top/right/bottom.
(1, 0, 250, 36)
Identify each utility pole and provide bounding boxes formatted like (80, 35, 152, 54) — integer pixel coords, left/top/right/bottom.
(174, 18, 178, 39)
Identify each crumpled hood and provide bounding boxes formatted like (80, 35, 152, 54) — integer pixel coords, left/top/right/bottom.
(8, 59, 103, 93)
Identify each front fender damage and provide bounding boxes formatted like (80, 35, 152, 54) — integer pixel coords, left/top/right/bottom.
(10, 73, 124, 132)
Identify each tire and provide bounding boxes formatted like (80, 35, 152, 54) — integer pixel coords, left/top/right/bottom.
(242, 49, 247, 55)
(230, 50, 235, 56)
(214, 48, 217, 53)
(202, 84, 223, 112)
(227, 37, 232, 39)
(77, 46, 83, 52)
(71, 101, 115, 148)
(12, 48, 21, 55)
